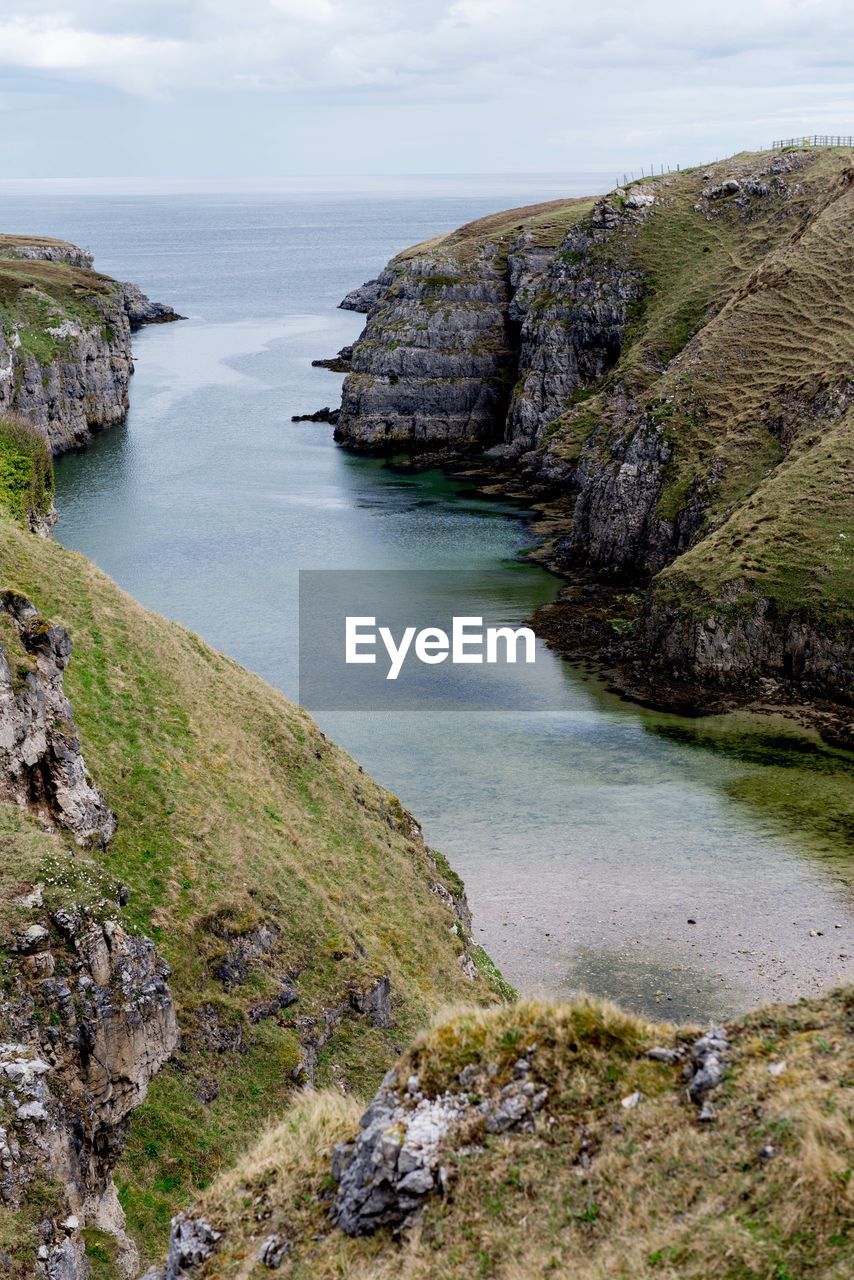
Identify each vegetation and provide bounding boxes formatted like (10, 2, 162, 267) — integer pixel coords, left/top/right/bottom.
(0, 243, 117, 367)
(398, 198, 596, 271)
(0, 514, 505, 1261)
(539, 148, 854, 675)
(0, 415, 54, 524)
(174, 987, 854, 1279)
(652, 408, 853, 636)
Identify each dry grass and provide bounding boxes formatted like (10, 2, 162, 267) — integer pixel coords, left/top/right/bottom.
(185, 989, 854, 1280)
(397, 198, 595, 265)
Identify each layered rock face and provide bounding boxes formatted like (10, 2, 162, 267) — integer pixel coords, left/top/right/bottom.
(331, 152, 854, 703)
(0, 591, 115, 845)
(333, 195, 645, 459)
(336, 253, 514, 452)
(0, 236, 181, 455)
(334, 199, 598, 455)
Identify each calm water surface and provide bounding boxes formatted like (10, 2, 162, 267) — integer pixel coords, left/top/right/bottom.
(4, 181, 850, 1020)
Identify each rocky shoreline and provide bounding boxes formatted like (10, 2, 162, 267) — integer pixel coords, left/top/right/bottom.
(420, 455, 854, 749)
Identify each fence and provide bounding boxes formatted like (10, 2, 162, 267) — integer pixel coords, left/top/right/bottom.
(772, 135, 853, 149)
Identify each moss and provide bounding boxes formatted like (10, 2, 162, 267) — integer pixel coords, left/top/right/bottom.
(420, 273, 460, 292)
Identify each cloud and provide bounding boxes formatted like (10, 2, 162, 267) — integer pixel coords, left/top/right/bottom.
(0, 1, 852, 173)
(1, 1, 852, 97)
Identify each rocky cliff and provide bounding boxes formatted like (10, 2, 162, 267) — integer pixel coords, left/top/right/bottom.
(0, 591, 115, 844)
(0, 589, 178, 1279)
(331, 149, 854, 709)
(0, 235, 181, 456)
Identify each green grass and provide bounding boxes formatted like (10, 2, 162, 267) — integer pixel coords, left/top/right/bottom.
(0, 415, 54, 523)
(0, 515, 507, 1261)
(0, 254, 118, 368)
(651, 410, 854, 631)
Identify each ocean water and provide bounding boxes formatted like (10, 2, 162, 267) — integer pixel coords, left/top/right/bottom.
(3, 178, 851, 1019)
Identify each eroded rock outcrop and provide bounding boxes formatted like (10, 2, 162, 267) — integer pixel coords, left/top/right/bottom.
(1, 895, 179, 1279)
(331, 1045, 548, 1236)
(0, 591, 115, 844)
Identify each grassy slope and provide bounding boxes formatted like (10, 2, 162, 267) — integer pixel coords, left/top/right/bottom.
(0, 513, 503, 1260)
(543, 149, 854, 665)
(176, 988, 854, 1280)
(654, 408, 853, 634)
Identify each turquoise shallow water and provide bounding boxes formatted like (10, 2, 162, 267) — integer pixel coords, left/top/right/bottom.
(4, 181, 849, 1019)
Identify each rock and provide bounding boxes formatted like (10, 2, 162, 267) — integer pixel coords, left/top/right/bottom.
(767, 1061, 786, 1078)
(312, 345, 354, 372)
(0, 901, 178, 1280)
(646, 1047, 681, 1064)
(0, 236, 94, 269)
(247, 978, 299, 1025)
(165, 1214, 221, 1279)
(291, 406, 339, 424)
(209, 920, 278, 990)
(687, 1026, 729, 1108)
(339, 279, 384, 312)
(331, 1059, 548, 1235)
(257, 1233, 289, 1268)
(120, 282, 184, 329)
(331, 1085, 465, 1235)
(620, 1091, 642, 1110)
(0, 592, 115, 845)
(624, 188, 656, 209)
(704, 179, 741, 200)
(16, 1099, 47, 1121)
(349, 974, 393, 1028)
(18, 923, 50, 953)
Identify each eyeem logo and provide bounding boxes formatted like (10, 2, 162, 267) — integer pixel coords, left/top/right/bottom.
(346, 616, 536, 680)
(299, 569, 554, 711)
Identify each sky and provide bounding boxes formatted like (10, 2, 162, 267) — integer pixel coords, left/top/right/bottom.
(0, 0, 852, 179)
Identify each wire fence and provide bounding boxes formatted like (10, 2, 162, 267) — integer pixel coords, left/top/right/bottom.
(612, 136, 853, 187)
(772, 135, 853, 148)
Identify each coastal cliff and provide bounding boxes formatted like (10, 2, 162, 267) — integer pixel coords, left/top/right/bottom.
(331, 149, 854, 712)
(0, 234, 181, 456)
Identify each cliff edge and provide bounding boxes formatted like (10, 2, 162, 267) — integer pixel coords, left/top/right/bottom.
(331, 149, 854, 718)
(0, 234, 182, 456)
